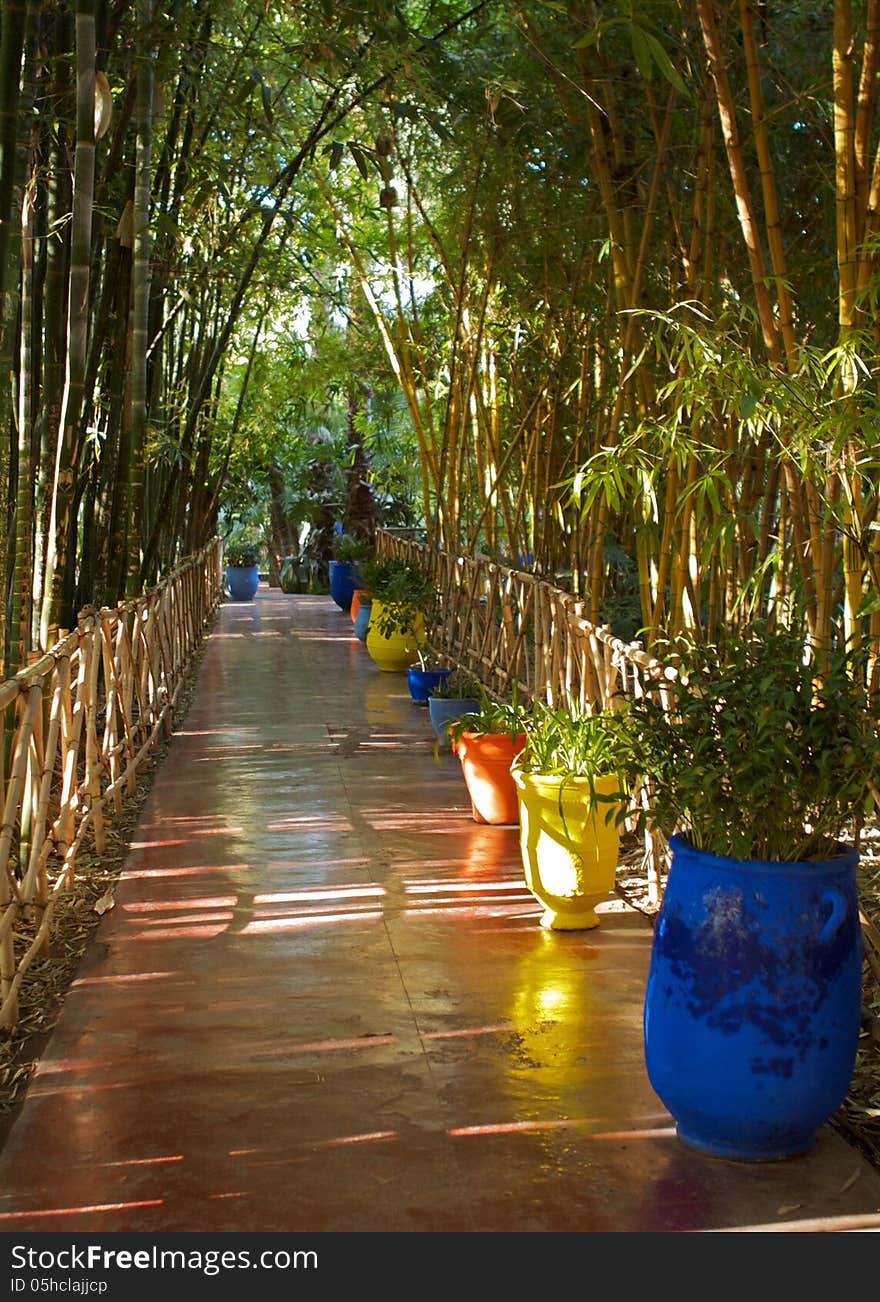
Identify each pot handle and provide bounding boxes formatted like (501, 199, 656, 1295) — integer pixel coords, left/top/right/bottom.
(818, 885, 848, 945)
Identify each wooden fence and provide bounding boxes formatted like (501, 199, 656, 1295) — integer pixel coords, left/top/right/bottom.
(0, 539, 224, 1028)
(375, 529, 669, 898)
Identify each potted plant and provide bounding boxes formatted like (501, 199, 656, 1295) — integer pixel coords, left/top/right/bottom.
(407, 648, 454, 705)
(361, 557, 436, 672)
(446, 687, 533, 825)
(626, 622, 880, 1162)
(350, 586, 368, 623)
(225, 543, 261, 601)
(329, 533, 371, 612)
(353, 590, 373, 642)
(426, 668, 482, 750)
(511, 703, 632, 931)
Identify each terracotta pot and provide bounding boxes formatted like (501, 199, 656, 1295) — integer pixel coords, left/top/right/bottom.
(350, 588, 368, 622)
(455, 731, 527, 824)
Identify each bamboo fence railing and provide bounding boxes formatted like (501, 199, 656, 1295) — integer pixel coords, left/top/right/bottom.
(375, 528, 669, 898)
(0, 538, 224, 1029)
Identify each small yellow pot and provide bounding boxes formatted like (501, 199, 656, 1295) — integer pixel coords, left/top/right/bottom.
(365, 600, 425, 672)
(512, 769, 623, 930)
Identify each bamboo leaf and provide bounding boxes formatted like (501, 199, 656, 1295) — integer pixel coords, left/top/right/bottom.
(856, 591, 880, 618)
(572, 28, 601, 49)
(630, 26, 653, 80)
(261, 82, 274, 124)
(641, 30, 686, 94)
(349, 142, 370, 179)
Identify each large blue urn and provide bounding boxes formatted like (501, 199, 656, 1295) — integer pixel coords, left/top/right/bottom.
(643, 834, 862, 1161)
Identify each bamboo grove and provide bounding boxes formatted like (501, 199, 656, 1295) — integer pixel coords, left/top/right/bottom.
(311, 1, 880, 673)
(4, 2, 880, 681)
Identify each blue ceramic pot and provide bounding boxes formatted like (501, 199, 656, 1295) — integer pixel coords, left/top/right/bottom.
(427, 695, 480, 748)
(226, 565, 259, 601)
(329, 560, 358, 612)
(643, 833, 862, 1161)
(353, 602, 372, 642)
(407, 665, 453, 705)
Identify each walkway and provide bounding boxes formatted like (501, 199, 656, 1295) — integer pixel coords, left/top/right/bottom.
(0, 587, 879, 1233)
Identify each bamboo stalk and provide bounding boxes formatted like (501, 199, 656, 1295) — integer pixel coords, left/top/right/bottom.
(82, 625, 105, 853)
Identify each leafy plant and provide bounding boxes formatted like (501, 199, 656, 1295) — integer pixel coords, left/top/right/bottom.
(225, 544, 261, 568)
(332, 532, 371, 564)
(625, 623, 880, 862)
(446, 684, 535, 746)
(428, 668, 483, 699)
(513, 700, 634, 837)
(415, 646, 446, 670)
(516, 701, 633, 780)
(359, 557, 436, 637)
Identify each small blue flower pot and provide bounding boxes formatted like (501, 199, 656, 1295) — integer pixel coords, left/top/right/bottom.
(427, 694, 480, 747)
(353, 602, 372, 642)
(407, 665, 453, 705)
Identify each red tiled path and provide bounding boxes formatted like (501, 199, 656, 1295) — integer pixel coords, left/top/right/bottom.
(1, 587, 879, 1233)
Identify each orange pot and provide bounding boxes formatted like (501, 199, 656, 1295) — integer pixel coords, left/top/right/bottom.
(350, 588, 368, 622)
(455, 731, 527, 825)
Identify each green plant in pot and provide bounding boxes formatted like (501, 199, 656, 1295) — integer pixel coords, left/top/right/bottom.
(360, 557, 436, 671)
(446, 686, 535, 825)
(356, 554, 437, 671)
(407, 646, 454, 705)
(427, 668, 483, 751)
(225, 543, 261, 601)
(512, 702, 632, 930)
(332, 533, 372, 566)
(627, 622, 880, 1162)
(225, 543, 260, 568)
(329, 533, 371, 612)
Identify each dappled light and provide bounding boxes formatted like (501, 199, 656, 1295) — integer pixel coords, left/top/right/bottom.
(2, 0, 879, 1238)
(1, 588, 876, 1236)
(0, 1200, 164, 1223)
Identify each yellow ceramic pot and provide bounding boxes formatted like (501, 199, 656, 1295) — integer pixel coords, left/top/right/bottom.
(512, 769, 623, 930)
(365, 600, 425, 672)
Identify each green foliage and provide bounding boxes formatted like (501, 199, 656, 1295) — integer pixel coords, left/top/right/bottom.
(517, 702, 633, 781)
(513, 700, 633, 835)
(225, 544, 260, 568)
(428, 668, 483, 699)
(279, 554, 305, 593)
(332, 532, 371, 563)
(446, 683, 535, 746)
(624, 624, 880, 862)
(360, 557, 436, 636)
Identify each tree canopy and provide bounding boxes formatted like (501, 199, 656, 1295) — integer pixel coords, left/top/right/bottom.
(2, 0, 880, 675)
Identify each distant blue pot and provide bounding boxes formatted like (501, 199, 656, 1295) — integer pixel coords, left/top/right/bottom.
(427, 694, 480, 748)
(644, 834, 862, 1161)
(329, 560, 359, 612)
(353, 602, 372, 642)
(407, 665, 453, 705)
(226, 565, 259, 601)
